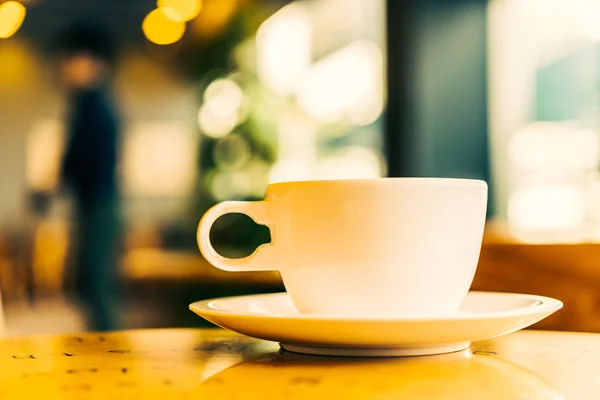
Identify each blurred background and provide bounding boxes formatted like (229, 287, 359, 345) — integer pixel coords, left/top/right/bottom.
(1, 0, 599, 335)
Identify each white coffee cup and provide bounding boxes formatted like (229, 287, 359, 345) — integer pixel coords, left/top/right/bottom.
(197, 178, 487, 318)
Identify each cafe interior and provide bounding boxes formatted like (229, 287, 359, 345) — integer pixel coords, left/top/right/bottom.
(1, 0, 600, 397)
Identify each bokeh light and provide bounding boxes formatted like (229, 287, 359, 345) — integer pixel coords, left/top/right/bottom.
(123, 122, 197, 196)
(509, 123, 599, 171)
(26, 119, 65, 192)
(198, 78, 244, 138)
(256, 3, 312, 95)
(197, 105, 237, 138)
(509, 186, 586, 238)
(213, 134, 251, 171)
(269, 159, 311, 184)
(297, 40, 383, 124)
(204, 78, 244, 118)
(0, 1, 26, 39)
(274, 108, 317, 183)
(142, 8, 186, 45)
(158, 0, 202, 22)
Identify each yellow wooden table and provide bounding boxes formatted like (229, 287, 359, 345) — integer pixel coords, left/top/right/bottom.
(0, 328, 598, 399)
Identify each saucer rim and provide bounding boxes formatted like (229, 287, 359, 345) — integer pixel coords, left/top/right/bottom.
(189, 291, 563, 323)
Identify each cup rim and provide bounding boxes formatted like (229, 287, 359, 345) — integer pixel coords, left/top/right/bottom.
(268, 177, 487, 190)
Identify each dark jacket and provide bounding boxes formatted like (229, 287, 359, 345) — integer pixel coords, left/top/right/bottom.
(61, 88, 120, 204)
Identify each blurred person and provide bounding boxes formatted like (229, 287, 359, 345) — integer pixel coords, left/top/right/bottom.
(54, 21, 123, 331)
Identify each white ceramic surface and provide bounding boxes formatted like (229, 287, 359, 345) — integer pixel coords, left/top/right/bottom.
(197, 178, 488, 318)
(190, 291, 563, 357)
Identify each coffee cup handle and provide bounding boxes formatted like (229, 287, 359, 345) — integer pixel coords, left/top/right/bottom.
(197, 201, 275, 272)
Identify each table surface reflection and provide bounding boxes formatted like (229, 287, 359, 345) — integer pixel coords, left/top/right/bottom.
(0, 328, 597, 399)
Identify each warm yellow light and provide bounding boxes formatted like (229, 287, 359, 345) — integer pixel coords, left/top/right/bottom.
(192, 0, 237, 39)
(256, 3, 311, 95)
(298, 40, 384, 124)
(269, 160, 311, 184)
(142, 8, 186, 45)
(508, 185, 586, 241)
(509, 123, 599, 171)
(197, 104, 237, 138)
(123, 122, 197, 196)
(0, 1, 26, 39)
(158, 0, 202, 21)
(204, 78, 244, 118)
(26, 119, 65, 192)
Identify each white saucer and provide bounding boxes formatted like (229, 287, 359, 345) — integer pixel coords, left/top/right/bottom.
(190, 291, 562, 357)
